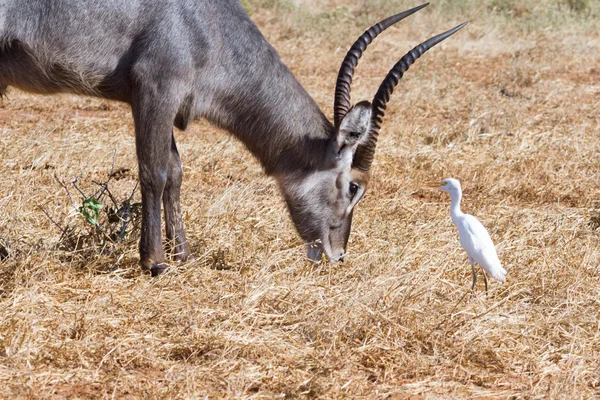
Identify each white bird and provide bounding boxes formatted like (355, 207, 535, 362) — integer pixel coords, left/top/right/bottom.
(435, 178, 506, 292)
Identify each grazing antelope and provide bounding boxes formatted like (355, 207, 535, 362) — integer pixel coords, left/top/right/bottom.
(0, 1, 465, 275)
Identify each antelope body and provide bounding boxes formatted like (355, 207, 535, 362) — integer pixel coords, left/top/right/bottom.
(0, 0, 465, 275)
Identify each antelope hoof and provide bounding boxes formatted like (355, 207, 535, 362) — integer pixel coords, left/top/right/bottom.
(151, 264, 169, 277)
(173, 251, 193, 263)
(141, 259, 169, 277)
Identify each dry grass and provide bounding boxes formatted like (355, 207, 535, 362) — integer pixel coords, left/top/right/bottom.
(1, 1, 600, 398)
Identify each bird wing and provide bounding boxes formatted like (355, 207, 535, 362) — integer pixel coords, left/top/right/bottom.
(457, 214, 506, 283)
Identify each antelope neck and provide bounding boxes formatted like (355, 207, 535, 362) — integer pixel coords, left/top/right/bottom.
(205, 54, 335, 176)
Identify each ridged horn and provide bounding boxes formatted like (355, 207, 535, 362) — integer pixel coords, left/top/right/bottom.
(353, 22, 468, 172)
(333, 3, 430, 128)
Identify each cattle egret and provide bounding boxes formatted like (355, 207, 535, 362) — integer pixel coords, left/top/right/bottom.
(435, 178, 506, 291)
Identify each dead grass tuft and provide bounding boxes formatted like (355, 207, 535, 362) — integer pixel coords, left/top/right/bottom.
(1, 1, 600, 398)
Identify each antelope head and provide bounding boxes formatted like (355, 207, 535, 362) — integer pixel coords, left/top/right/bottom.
(278, 4, 466, 262)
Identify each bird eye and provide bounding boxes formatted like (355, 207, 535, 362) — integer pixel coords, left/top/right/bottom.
(349, 182, 359, 196)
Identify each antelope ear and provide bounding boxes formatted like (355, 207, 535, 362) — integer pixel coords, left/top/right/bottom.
(333, 101, 372, 158)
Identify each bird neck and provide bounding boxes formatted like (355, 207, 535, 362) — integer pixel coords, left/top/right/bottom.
(450, 191, 464, 222)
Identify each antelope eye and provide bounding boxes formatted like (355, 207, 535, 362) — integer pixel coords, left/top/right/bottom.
(349, 182, 359, 196)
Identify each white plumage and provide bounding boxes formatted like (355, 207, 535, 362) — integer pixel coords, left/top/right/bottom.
(437, 178, 506, 291)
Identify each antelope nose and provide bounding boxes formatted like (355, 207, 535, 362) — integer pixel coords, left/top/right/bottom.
(306, 244, 322, 261)
(338, 254, 345, 262)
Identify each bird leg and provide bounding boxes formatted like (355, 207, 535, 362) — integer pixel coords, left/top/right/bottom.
(469, 257, 477, 291)
(483, 271, 489, 294)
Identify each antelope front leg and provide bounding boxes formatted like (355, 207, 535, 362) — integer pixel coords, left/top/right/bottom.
(132, 91, 175, 276)
(163, 132, 191, 262)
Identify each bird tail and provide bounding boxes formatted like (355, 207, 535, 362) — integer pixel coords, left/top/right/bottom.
(489, 264, 507, 283)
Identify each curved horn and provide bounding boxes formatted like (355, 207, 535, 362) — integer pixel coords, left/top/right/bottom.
(353, 22, 468, 172)
(333, 3, 430, 128)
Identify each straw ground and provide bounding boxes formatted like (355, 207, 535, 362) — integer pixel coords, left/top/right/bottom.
(1, 0, 599, 397)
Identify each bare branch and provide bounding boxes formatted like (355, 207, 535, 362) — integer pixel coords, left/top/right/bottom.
(37, 205, 69, 237)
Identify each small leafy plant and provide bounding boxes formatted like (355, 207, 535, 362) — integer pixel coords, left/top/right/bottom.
(41, 163, 142, 255)
(79, 197, 104, 226)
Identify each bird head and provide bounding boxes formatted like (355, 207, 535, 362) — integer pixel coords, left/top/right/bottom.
(438, 178, 461, 193)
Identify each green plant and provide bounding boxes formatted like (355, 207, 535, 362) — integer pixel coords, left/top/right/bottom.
(78, 197, 103, 226)
(43, 165, 142, 254)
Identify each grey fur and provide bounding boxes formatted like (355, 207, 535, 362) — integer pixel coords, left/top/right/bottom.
(0, 0, 434, 273)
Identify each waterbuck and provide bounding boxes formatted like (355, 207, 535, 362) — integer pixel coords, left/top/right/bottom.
(0, 1, 465, 275)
